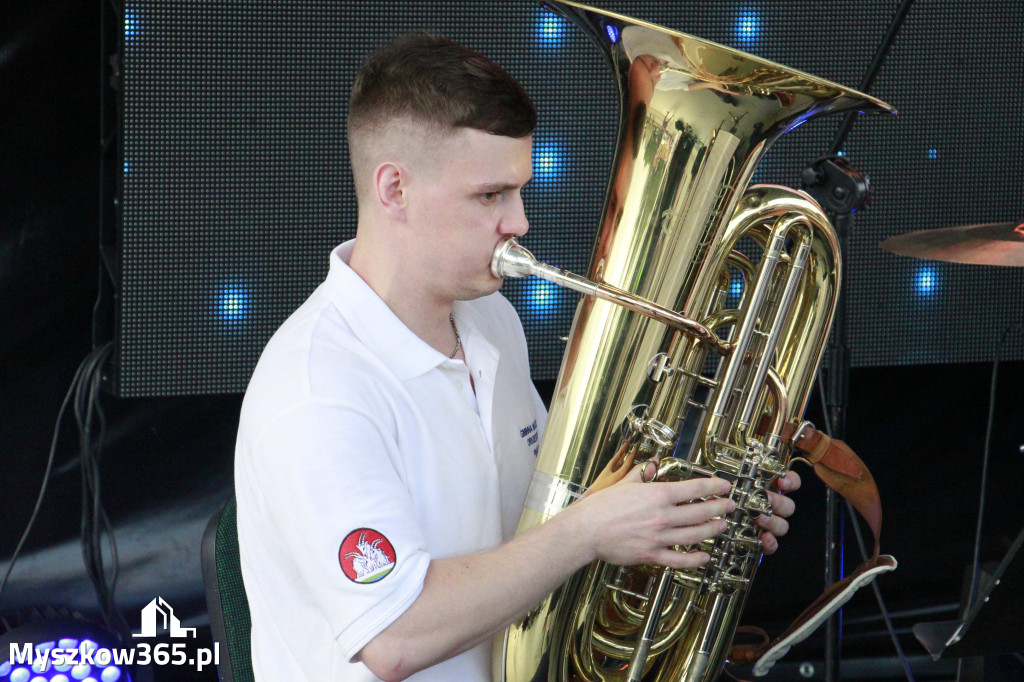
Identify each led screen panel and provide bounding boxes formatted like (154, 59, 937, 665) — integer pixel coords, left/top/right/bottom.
(112, 0, 1024, 396)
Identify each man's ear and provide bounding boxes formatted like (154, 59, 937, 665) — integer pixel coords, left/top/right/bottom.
(373, 162, 407, 219)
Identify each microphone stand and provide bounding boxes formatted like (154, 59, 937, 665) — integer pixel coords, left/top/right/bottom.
(799, 1, 915, 679)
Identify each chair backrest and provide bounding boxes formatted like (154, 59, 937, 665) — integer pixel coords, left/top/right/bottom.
(201, 497, 255, 682)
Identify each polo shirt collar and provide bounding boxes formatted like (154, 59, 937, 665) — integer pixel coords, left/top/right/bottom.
(325, 240, 457, 382)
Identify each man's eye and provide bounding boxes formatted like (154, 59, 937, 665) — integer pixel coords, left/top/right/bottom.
(481, 192, 499, 202)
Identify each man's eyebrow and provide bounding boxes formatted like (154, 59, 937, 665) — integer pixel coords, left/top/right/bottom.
(472, 180, 528, 193)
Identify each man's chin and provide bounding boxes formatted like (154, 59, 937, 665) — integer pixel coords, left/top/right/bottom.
(458, 277, 504, 301)
(489, 275, 508, 294)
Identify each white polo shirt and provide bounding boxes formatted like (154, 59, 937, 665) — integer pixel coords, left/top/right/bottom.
(235, 240, 546, 681)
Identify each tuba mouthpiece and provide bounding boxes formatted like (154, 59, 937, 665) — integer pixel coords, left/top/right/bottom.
(491, 237, 538, 279)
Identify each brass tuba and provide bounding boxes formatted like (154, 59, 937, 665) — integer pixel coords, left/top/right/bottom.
(492, 2, 895, 681)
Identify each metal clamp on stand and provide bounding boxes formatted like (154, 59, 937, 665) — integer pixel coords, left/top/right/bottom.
(802, 155, 874, 216)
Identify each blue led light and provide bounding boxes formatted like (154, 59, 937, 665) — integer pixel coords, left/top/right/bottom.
(605, 24, 619, 43)
(124, 5, 140, 43)
(927, 148, 938, 160)
(216, 282, 252, 324)
(100, 666, 122, 682)
(725, 271, 744, 307)
(916, 266, 938, 295)
(1, 628, 128, 682)
(536, 13, 567, 47)
(30, 649, 52, 675)
(524, 279, 560, 314)
(532, 138, 566, 183)
(735, 10, 761, 43)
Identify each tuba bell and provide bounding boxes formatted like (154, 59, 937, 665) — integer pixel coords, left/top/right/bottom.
(493, 2, 895, 681)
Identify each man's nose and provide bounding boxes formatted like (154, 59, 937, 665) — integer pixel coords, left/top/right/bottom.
(500, 195, 529, 237)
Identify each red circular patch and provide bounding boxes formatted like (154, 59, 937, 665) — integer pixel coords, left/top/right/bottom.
(339, 528, 396, 584)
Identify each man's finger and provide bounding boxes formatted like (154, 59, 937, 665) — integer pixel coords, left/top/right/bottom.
(666, 496, 735, 527)
(767, 490, 796, 518)
(662, 476, 732, 501)
(759, 531, 780, 555)
(776, 469, 802, 494)
(755, 513, 789, 538)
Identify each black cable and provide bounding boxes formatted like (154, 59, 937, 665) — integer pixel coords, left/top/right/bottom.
(0, 354, 89, 604)
(965, 323, 1023, 615)
(53, 455, 84, 477)
(91, 0, 132, 643)
(78, 351, 104, 592)
(828, 0, 916, 156)
(815, 370, 916, 682)
(0, 341, 130, 644)
(73, 342, 130, 639)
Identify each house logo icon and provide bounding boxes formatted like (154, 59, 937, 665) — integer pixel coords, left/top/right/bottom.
(133, 597, 197, 638)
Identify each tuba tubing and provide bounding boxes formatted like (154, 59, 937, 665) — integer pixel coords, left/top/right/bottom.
(492, 238, 730, 353)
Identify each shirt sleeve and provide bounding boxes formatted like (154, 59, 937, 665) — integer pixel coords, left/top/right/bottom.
(237, 397, 431, 662)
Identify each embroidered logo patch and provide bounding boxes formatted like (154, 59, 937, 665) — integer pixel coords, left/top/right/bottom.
(339, 529, 396, 584)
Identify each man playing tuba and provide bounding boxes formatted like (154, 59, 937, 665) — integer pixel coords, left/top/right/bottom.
(234, 32, 800, 682)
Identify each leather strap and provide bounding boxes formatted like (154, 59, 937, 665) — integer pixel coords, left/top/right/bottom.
(778, 421, 884, 555)
(732, 554, 898, 675)
(730, 421, 896, 675)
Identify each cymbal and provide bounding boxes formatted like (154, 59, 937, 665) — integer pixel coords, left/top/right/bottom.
(880, 222, 1024, 267)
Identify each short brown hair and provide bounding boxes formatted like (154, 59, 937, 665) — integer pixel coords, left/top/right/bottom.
(348, 32, 536, 144)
